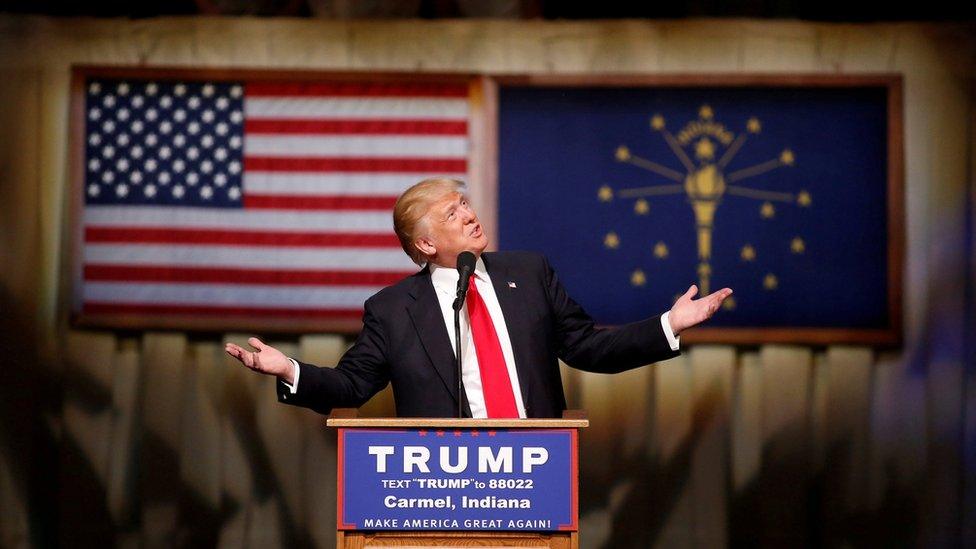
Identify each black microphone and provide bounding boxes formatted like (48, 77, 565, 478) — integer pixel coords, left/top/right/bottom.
(453, 251, 477, 311)
(452, 251, 476, 418)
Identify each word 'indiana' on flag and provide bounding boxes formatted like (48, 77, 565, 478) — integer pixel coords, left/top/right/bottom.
(77, 77, 471, 328)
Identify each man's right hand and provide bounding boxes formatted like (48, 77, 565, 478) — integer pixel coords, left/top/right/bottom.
(225, 337, 295, 385)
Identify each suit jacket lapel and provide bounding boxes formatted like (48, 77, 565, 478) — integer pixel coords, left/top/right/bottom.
(483, 253, 534, 410)
(405, 269, 469, 415)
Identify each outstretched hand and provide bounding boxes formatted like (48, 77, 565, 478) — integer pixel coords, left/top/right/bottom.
(225, 337, 294, 384)
(668, 285, 733, 334)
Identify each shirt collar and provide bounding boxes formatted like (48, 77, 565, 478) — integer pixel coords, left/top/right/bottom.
(429, 256, 488, 297)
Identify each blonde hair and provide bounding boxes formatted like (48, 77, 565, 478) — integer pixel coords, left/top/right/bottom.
(393, 178, 466, 266)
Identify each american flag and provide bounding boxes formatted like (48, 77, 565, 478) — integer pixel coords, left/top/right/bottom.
(78, 77, 470, 329)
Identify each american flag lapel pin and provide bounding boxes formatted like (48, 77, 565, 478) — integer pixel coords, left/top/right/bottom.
(508, 281, 517, 289)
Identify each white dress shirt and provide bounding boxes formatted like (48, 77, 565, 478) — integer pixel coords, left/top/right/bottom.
(429, 257, 527, 418)
(283, 256, 682, 412)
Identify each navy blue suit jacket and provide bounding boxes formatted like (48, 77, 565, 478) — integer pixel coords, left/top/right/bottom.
(277, 251, 679, 418)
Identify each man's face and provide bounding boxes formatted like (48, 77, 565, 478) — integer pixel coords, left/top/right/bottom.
(419, 191, 488, 268)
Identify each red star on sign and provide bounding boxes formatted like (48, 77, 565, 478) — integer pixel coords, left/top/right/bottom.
(435, 430, 445, 437)
(471, 430, 480, 437)
(454, 430, 463, 437)
(418, 430, 427, 436)
(487, 431, 497, 437)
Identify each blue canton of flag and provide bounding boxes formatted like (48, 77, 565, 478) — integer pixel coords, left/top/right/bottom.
(85, 80, 245, 208)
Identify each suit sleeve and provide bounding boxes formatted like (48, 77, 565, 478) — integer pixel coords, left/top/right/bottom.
(275, 297, 391, 415)
(542, 255, 680, 373)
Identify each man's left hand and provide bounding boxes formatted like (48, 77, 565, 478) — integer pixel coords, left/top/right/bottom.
(669, 285, 733, 334)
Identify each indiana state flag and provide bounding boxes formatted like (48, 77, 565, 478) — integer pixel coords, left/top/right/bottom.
(497, 86, 891, 332)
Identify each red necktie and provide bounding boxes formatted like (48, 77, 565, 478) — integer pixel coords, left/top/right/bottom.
(465, 274, 519, 418)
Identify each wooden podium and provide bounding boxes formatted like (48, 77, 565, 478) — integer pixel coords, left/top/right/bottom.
(327, 410, 588, 549)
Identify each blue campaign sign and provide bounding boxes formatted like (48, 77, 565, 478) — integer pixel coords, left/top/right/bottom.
(337, 428, 577, 531)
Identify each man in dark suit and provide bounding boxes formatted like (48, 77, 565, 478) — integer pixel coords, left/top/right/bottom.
(226, 178, 732, 418)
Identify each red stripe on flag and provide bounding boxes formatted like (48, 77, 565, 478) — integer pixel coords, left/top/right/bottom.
(85, 227, 401, 247)
(83, 302, 367, 318)
(243, 195, 398, 210)
(246, 82, 469, 98)
(84, 265, 413, 286)
(244, 156, 467, 173)
(245, 119, 468, 136)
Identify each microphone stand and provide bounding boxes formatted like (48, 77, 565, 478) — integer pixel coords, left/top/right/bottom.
(453, 303, 463, 419)
(452, 252, 475, 419)
(452, 285, 469, 419)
